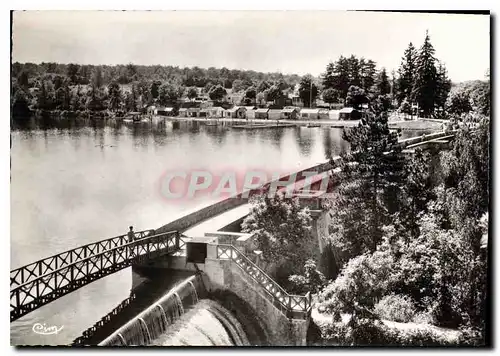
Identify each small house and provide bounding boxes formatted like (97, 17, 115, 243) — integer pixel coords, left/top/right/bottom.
(300, 108, 320, 120)
(338, 107, 361, 120)
(244, 106, 257, 120)
(224, 106, 246, 119)
(155, 107, 175, 116)
(280, 108, 299, 120)
(328, 110, 340, 120)
(318, 109, 330, 120)
(208, 107, 224, 118)
(268, 109, 282, 120)
(255, 108, 269, 120)
(178, 108, 188, 117)
(187, 108, 200, 117)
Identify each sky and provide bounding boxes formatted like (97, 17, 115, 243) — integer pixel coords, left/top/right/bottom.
(11, 11, 490, 83)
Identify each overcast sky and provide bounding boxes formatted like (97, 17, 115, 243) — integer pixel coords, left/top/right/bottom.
(12, 11, 490, 82)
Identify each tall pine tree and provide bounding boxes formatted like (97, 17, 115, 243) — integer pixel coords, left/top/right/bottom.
(412, 31, 438, 117)
(328, 95, 406, 268)
(347, 55, 362, 88)
(375, 68, 391, 96)
(361, 59, 377, 92)
(396, 42, 417, 105)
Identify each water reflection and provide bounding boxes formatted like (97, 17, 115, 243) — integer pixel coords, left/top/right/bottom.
(295, 127, 314, 158)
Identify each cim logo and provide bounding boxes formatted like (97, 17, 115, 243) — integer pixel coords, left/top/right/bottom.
(32, 323, 64, 336)
(157, 168, 330, 201)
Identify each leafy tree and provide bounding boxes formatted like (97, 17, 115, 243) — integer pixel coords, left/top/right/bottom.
(245, 86, 257, 100)
(17, 71, 29, 88)
(79, 65, 91, 85)
(204, 82, 214, 94)
(345, 86, 368, 110)
(208, 84, 227, 101)
(54, 87, 65, 109)
(257, 80, 271, 93)
(187, 87, 198, 100)
(412, 31, 438, 117)
(126, 63, 138, 82)
(467, 79, 490, 117)
(91, 67, 104, 89)
(107, 81, 122, 111)
(319, 245, 394, 321)
(150, 80, 162, 100)
(36, 80, 56, 110)
(52, 75, 65, 91)
(85, 86, 106, 111)
(446, 90, 472, 117)
(66, 63, 80, 85)
(322, 88, 339, 107)
(232, 79, 244, 93)
(266, 84, 283, 102)
(241, 194, 314, 285)
(11, 87, 31, 117)
(70, 85, 84, 111)
(322, 62, 336, 89)
(158, 82, 181, 105)
(298, 75, 318, 108)
(396, 42, 417, 105)
(333, 56, 351, 99)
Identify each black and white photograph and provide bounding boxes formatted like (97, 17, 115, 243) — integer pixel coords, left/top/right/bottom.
(9, 9, 491, 347)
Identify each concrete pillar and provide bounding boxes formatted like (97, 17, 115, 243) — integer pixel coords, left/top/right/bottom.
(290, 318, 311, 346)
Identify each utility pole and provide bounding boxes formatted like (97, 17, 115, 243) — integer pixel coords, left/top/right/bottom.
(309, 78, 312, 108)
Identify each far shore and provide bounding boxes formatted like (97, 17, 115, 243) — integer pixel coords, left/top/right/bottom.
(161, 116, 445, 131)
(18, 110, 446, 131)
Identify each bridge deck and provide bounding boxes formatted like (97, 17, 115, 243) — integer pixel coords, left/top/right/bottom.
(183, 204, 251, 239)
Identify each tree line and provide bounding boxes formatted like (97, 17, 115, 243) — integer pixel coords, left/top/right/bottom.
(10, 62, 303, 117)
(316, 30, 490, 119)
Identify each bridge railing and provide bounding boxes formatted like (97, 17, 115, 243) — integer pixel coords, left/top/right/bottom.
(215, 244, 312, 319)
(10, 229, 155, 289)
(10, 230, 179, 322)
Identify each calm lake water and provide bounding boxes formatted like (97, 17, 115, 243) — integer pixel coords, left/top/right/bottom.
(10, 117, 427, 345)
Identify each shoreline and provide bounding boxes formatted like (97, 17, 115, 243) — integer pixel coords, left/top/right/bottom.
(162, 116, 445, 131)
(15, 112, 446, 131)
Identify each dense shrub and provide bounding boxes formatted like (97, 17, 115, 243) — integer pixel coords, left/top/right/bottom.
(374, 294, 416, 323)
(320, 320, 458, 346)
(457, 326, 486, 346)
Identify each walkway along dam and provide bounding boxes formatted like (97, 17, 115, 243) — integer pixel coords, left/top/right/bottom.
(10, 131, 457, 346)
